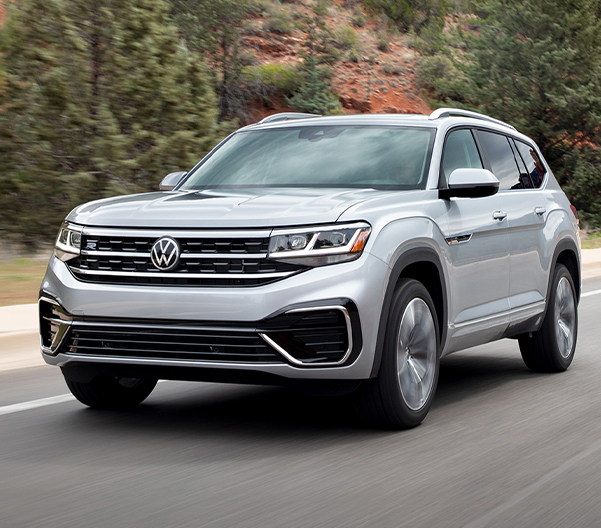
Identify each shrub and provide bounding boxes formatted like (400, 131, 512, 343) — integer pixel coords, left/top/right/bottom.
(375, 29, 391, 51)
(382, 62, 404, 75)
(415, 53, 467, 100)
(351, 8, 366, 27)
(242, 63, 302, 94)
(313, 0, 330, 17)
(265, 7, 294, 35)
(333, 25, 362, 51)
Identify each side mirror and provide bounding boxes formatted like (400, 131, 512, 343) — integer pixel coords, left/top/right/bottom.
(159, 171, 187, 191)
(439, 168, 500, 199)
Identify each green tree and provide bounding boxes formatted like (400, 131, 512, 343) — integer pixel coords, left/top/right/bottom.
(170, 0, 251, 119)
(287, 17, 343, 116)
(423, 0, 601, 224)
(0, 0, 220, 244)
(463, 0, 601, 166)
(287, 55, 342, 115)
(363, 0, 448, 32)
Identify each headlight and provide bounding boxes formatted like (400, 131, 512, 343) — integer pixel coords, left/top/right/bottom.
(269, 222, 371, 267)
(54, 222, 83, 262)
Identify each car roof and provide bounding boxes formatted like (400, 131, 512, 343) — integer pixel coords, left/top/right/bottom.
(242, 109, 536, 145)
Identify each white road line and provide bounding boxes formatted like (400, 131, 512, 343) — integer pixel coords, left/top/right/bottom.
(463, 438, 601, 528)
(0, 380, 170, 417)
(0, 394, 75, 416)
(582, 288, 601, 298)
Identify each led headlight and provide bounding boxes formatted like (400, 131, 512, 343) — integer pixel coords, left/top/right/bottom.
(54, 222, 83, 262)
(269, 222, 371, 267)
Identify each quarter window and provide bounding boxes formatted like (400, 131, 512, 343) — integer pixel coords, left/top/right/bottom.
(441, 129, 483, 183)
(515, 140, 547, 188)
(476, 130, 523, 190)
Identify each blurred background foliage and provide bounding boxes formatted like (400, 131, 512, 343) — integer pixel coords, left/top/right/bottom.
(1, 0, 601, 245)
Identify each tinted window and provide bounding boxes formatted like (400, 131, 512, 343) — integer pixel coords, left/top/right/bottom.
(515, 140, 546, 188)
(441, 129, 483, 182)
(508, 139, 534, 189)
(181, 126, 436, 190)
(477, 130, 522, 190)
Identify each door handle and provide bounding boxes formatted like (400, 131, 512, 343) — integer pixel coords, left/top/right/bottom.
(534, 206, 546, 216)
(493, 211, 507, 221)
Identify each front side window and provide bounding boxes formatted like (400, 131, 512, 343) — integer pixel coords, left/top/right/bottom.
(441, 128, 483, 183)
(515, 140, 547, 188)
(476, 130, 523, 190)
(180, 126, 436, 191)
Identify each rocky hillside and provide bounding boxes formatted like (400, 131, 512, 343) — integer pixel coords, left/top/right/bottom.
(239, 0, 431, 118)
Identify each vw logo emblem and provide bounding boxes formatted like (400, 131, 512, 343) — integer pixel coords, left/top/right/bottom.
(151, 237, 180, 271)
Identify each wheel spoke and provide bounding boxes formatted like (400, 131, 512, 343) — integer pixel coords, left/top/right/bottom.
(396, 298, 437, 411)
(554, 277, 576, 359)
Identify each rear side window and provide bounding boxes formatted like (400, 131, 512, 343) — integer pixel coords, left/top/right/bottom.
(441, 129, 483, 182)
(476, 130, 524, 190)
(515, 140, 547, 188)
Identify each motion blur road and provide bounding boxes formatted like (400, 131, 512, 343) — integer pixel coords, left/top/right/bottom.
(2, 278, 601, 528)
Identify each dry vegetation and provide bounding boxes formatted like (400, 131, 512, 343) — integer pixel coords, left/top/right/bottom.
(0, 258, 49, 307)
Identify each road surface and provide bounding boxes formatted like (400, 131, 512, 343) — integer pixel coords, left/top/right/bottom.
(1, 277, 601, 527)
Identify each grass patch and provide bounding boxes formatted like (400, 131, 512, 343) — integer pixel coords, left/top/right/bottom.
(0, 258, 49, 307)
(581, 234, 601, 249)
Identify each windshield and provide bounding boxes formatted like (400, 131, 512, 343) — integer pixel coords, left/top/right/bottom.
(180, 125, 435, 191)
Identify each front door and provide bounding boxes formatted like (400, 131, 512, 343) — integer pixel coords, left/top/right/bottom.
(438, 128, 510, 353)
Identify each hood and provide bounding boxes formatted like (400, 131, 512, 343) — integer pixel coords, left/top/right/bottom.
(67, 188, 389, 228)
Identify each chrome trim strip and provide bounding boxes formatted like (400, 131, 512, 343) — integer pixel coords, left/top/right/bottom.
(80, 250, 268, 259)
(66, 321, 258, 332)
(444, 234, 472, 245)
(81, 227, 273, 238)
(69, 268, 295, 279)
(450, 301, 546, 330)
(259, 305, 353, 367)
(38, 296, 72, 355)
(52, 353, 283, 368)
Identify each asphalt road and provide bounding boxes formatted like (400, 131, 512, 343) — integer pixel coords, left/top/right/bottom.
(2, 278, 601, 528)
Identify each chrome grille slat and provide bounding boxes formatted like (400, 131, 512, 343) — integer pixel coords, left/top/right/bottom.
(70, 268, 294, 279)
(63, 323, 285, 363)
(69, 229, 307, 286)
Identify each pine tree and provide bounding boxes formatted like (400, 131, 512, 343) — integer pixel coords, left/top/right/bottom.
(287, 18, 342, 116)
(437, 0, 601, 225)
(287, 55, 342, 115)
(462, 0, 601, 166)
(170, 0, 251, 119)
(0, 0, 221, 244)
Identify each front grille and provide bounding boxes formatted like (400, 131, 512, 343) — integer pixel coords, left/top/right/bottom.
(62, 324, 285, 364)
(41, 301, 360, 368)
(83, 235, 270, 255)
(67, 229, 307, 287)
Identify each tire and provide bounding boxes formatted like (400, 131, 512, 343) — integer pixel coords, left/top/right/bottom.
(519, 263, 578, 372)
(65, 376, 158, 409)
(354, 278, 440, 429)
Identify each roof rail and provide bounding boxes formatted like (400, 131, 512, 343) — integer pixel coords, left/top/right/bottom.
(428, 108, 516, 131)
(258, 112, 321, 125)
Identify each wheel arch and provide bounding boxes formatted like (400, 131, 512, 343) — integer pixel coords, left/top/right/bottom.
(369, 247, 448, 378)
(550, 238, 581, 303)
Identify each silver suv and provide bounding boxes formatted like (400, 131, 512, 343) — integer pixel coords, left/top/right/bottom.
(39, 109, 581, 428)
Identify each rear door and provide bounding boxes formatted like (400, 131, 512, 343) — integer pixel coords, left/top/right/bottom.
(474, 130, 548, 329)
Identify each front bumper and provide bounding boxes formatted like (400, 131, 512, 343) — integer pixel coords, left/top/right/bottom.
(40, 252, 389, 380)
